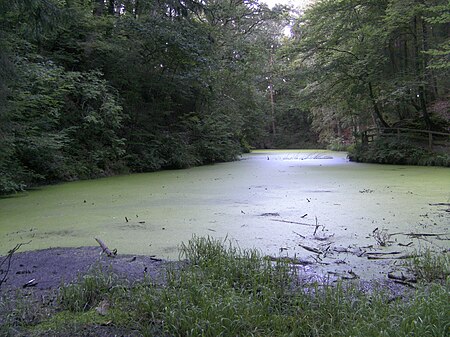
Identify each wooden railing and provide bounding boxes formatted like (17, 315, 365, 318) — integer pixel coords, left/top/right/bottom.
(361, 127, 450, 151)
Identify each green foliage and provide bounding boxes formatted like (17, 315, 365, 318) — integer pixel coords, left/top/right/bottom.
(2, 0, 449, 193)
(28, 310, 116, 336)
(408, 249, 450, 283)
(287, 0, 450, 148)
(59, 266, 119, 312)
(326, 138, 351, 151)
(125, 237, 449, 336)
(0, 55, 126, 193)
(423, 3, 450, 70)
(61, 70, 127, 178)
(178, 236, 292, 292)
(349, 137, 450, 166)
(0, 0, 291, 193)
(132, 236, 294, 336)
(0, 291, 52, 336)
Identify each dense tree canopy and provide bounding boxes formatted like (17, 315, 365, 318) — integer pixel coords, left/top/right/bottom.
(1, 0, 448, 193)
(0, 0, 290, 193)
(285, 0, 449, 145)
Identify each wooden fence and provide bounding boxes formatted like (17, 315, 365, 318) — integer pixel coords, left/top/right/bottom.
(361, 127, 450, 151)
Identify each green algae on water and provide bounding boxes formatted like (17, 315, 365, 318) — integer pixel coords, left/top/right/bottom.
(1, 150, 449, 279)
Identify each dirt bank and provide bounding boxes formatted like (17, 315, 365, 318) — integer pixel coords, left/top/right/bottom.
(0, 246, 167, 298)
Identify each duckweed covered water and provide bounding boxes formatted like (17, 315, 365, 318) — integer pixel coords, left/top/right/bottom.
(1, 150, 449, 279)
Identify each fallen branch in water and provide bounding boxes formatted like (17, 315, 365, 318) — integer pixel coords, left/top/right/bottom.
(388, 271, 417, 288)
(367, 254, 413, 260)
(407, 233, 448, 238)
(265, 256, 314, 266)
(313, 217, 320, 236)
(387, 272, 416, 283)
(271, 219, 315, 226)
(311, 255, 330, 265)
(95, 237, 117, 257)
(328, 270, 359, 280)
(366, 251, 403, 255)
(298, 244, 322, 254)
(292, 231, 306, 239)
(390, 232, 449, 240)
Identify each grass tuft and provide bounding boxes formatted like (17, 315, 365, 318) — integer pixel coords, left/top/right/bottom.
(408, 249, 450, 282)
(58, 265, 121, 312)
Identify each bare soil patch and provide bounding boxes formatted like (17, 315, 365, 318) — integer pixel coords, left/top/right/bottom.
(0, 246, 166, 298)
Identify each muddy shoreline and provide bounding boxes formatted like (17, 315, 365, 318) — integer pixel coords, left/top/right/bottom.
(0, 246, 167, 299)
(1, 245, 417, 300)
(0, 245, 440, 336)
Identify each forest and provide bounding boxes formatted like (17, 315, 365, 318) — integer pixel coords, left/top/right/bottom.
(1, 0, 449, 194)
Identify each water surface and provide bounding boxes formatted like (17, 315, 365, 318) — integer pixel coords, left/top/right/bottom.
(1, 150, 449, 278)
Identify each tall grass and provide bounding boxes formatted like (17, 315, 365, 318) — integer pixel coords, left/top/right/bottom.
(131, 236, 296, 336)
(126, 237, 449, 336)
(58, 265, 121, 312)
(10, 236, 450, 336)
(408, 249, 450, 282)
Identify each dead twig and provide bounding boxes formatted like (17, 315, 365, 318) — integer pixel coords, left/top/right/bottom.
(407, 232, 448, 238)
(22, 278, 38, 288)
(387, 272, 416, 283)
(366, 251, 403, 255)
(265, 256, 314, 266)
(0, 240, 32, 289)
(298, 244, 322, 254)
(271, 219, 315, 226)
(311, 255, 329, 265)
(371, 228, 392, 246)
(328, 270, 359, 279)
(292, 231, 306, 239)
(313, 216, 320, 236)
(367, 254, 414, 260)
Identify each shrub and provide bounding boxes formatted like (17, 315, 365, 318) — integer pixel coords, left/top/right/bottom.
(349, 138, 450, 167)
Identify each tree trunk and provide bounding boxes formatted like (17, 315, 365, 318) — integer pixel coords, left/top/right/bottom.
(135, 0, 139, 18)
(93, 0, 104, 16)
(421, 20, 436, 100)
(414, 15, 432, 130)
(368, 82, 389, 128)
(268, 50, 276, 137)
(269, 83, 276, 136)
(403, 39, 408, 73)
(108, 0, 115, 16)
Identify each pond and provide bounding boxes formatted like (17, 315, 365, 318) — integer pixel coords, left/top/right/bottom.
(1, 150, 449, 280)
